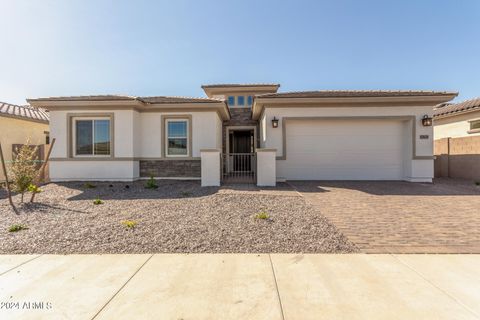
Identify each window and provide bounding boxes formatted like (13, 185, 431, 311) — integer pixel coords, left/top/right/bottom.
(74, 118, 111, 156)
(247, 96, 253, 106)
(237, 96, 245, 106)
(470, 120, 480, 131)
(166, 119, 188, 156)
(227, 96, 235, 106)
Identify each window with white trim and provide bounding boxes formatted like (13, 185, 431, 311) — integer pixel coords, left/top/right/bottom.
(166, 119, 188, 156)
(74, 118, 111, 156)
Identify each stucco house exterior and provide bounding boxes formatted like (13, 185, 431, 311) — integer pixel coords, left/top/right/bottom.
(27, 84, 457, 184)
(433, 98, 480, 179)
(434, 98, 480, 139)
(0, 102, 50, 182)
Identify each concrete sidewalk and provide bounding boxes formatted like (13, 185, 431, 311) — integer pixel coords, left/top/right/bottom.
(0, 254, 479, 320)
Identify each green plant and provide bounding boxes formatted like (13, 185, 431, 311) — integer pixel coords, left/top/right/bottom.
(475, 181, 480, 186)
(8, 224, 28, 232)
(93, 197, 104, 205)
(28, 184, 42, 194)
(9, 141, 39, 202)
(145, 176, 158, 189)
(121, 220, 138, 229)
(181, 191, 192, 197)
(254, 211, 270, 220)
(84, 182, 96, 189)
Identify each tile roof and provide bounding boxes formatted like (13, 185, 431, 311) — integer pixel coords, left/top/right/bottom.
(139, 96, 224, 104)
(434, 97, 480, 118)
(29, 95, 136, 102)
(201, 83, 280, 89)
(0, 102, 49, 123)
(256, 90, 458, 99)
(28, 95, 225, 104)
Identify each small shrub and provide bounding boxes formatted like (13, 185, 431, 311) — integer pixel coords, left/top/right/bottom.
(84, 183, 96, 189)
(93, 198, 104, 205)
(145, 176, 158, 189)
(8, 224, 28, 232)
(475, 181, 480, 186)
(28, 184, 42, 194)
(255, 211, 270, 220)
(10, 142, 39, 202)
(121, 220, 138, 229)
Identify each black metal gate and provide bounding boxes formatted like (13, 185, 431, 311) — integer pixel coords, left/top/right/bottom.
(222, 153, 256, 183)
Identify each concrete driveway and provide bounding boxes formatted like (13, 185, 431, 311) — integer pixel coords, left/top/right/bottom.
(290, 179, 480, 253)
(0, 254, 479, 319)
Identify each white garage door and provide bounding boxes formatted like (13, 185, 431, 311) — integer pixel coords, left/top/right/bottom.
(278, 119, 406, 180)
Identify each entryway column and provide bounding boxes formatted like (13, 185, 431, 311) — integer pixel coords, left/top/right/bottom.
(256, 148, 276, 186)
(200, 149, 221, 186)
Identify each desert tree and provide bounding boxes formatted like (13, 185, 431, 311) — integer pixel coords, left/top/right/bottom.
(9, 140, 39, 203)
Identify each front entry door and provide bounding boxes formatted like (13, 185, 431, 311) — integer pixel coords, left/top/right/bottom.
(229, 130, 254, 171)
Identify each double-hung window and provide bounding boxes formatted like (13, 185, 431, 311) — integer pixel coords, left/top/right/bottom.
(166, 119, 188, 156)
(74, 118, 111, 156)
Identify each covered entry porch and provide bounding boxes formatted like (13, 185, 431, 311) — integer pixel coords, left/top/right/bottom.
(223, 126, 257, 183)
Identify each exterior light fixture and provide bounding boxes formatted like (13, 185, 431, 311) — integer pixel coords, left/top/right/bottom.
(272, 117, 279, 128)
(421, 115, 433, 127)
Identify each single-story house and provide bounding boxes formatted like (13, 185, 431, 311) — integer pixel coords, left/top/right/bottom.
(0, 102, 50, 182)
(27, 84, 457, 183)
(433, 97, 480, 179)
(434, 98, 480, 139)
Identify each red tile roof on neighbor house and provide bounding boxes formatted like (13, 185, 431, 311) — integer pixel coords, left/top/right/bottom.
(0, 101, 49, 123)
(256, 90, 458, 99)
(434, 97, 480, 118)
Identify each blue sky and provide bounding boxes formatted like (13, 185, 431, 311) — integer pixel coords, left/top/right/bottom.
(1, 0, 479, 104)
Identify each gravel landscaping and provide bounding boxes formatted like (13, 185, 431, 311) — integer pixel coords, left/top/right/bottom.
(0, 180, 357, 254)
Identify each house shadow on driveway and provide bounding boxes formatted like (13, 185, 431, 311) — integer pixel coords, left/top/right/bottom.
(289, 178, 480, 196)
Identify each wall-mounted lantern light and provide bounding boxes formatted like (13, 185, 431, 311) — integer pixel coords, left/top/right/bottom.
(421, 115, 433, 127)
(272, 117, 279, 128)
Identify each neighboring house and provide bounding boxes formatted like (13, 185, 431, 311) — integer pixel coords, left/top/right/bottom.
(27, 85, 456, 183)
(433, 98, 480, 179)
(0, 102, 50, 182)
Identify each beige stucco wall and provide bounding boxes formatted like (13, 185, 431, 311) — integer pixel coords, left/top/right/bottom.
(48, 109, 222, 181)
(434, 110, 480, 139)
(0, 116, 49, 181)
(259, 105, 435, 182)
(139, 111, 222, 158)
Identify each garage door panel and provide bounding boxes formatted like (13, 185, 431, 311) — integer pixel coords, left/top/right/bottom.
(288, 120, 403, 136)
(279, 166, 403, 180)
(287, 136, 403, 152)
(279, 119, 406, 180)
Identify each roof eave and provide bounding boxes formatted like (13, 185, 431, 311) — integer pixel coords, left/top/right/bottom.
(27, 98, 231, 120)
(202, 85, 280, 97)
(434, 108, 480, 119)
(252, 94, 458, 120)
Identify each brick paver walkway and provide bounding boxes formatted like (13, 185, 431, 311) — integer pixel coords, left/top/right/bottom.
(290, 179, 480, 253)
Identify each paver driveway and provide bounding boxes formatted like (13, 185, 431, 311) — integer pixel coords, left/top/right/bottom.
(290, 179, 480, 253)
